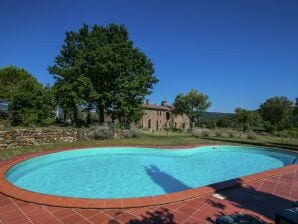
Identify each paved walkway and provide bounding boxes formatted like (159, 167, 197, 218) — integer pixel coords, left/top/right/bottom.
(0, 168, 297, 224)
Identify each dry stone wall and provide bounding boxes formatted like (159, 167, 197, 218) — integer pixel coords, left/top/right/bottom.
(0, 128, 79, 150)
(0, 127, 128, 150)
(0, 127, 132, 150)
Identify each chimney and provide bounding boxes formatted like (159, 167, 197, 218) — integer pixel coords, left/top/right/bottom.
(161, 100, 167, 106)
(146, 99, 150, 105)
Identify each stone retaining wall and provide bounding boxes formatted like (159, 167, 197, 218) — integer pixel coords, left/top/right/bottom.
(0, 127, 123, 150)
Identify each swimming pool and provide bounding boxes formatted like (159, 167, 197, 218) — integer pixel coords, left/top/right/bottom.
(5, 146, 298, 199)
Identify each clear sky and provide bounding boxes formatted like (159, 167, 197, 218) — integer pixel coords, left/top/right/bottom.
(1, 0, 297, 112)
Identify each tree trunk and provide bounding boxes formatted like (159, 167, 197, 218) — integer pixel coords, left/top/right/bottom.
(111, 113, 115, 123)
(63, 110, 67, 123)
(86, 111, 91, 126)
(72, 106, 79, 127)
(190, 117, 195, 130)
(98, 107, 105, 124)
(86, 104, 92, 126)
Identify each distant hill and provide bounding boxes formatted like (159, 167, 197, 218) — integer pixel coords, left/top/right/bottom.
(200, 112, 234, 121)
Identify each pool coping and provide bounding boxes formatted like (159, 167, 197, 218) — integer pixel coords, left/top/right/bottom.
(0, 145, 297, 209)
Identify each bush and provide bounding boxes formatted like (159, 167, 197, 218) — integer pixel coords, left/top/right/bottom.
(287, 130, 298, 140)
(202, 129, 210, 137)
(90, 126, 113, 140)
(247, 130, 257, 140)
(215, 130, 222, 137)
(228, 131, 235, 138)
(192, 129, 200, 138)
(122, 129, 142, 138)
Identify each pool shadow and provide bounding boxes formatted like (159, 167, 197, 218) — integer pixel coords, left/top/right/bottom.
(205, 178, 295, 223)
(105, 171, 296, 224)
(144, 165, 191, 193)
(128, 208, 175, 224)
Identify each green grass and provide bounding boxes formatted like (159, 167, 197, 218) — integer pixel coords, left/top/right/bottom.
(0, 131, 297, 161)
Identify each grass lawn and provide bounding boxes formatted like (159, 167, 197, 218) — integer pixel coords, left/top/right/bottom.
(0, 131, 297, 161)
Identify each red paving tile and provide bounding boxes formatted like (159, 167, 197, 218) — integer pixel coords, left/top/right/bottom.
(60, 213, 86, 224)
(51, 208, 76, 219)
(88, 212, 111, 223)
(75, 209, 100, 219)
(0, 153, 298, 223)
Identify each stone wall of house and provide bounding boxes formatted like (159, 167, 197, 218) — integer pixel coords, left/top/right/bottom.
(141, 109, 190, 131)
(0, 127, 124, 150)
(141, 109, 171, 131)
(173, 114, 191, 129)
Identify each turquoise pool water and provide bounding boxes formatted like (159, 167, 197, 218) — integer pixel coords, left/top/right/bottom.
(6, 146, 298, 199)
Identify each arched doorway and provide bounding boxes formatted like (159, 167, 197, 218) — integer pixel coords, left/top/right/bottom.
(166, 112, 170, 120)
(148, 119, 151, 129)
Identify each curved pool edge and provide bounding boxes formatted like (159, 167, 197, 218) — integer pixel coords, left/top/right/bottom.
(0, 145, 298, 209)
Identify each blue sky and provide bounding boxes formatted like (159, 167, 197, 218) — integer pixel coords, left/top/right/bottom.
(1, 0, 297, 112)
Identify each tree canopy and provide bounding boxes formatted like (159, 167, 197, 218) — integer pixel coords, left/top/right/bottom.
(260, 96, 293, 130)
(173, 89, 211, 128)
(0, 66, 53, 126)
(49, 23, 158, 127)
(234, 107, 264, 132)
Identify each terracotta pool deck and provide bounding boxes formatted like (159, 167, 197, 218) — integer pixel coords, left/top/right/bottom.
(0, 147, 297, 223)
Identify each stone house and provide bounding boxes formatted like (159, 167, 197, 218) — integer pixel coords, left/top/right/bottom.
(140, 100, 190, 131)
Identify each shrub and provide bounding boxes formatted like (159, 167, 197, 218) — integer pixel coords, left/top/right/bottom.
(228, 131, 235, 138)
(247, 130, 257, 140)
(215, 130, 222, 137)
(287, 130, 298, 140)
(122, 129, 142, 138)
(90, 126, 113, 140)
(192, 129, 200, 138)
(202, 129, 210, 137)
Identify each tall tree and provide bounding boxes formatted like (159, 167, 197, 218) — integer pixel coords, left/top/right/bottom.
(173, 89, 211, 128)
(294, 97, 298, 115)
(0, 66, 54, 126)
(48, 25, 98, 126)
(235, 107, 250, 131)
(292, 97, 298, 127)
(260, 96, 293, 130)
(49, 23, 157, 126)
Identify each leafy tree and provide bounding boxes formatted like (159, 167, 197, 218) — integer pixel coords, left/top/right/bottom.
(247, 111, 264, 132)
(49, 24, 157, 127)
(235, 107, 251, 131)
(293, 97, 298, 118)
(260, 96, 293, 131)
(173, 89, 211, 128)
(0, 66, 33, 100)
(292, 97, 298, 127)
(234, 108, 264, 132)
(48, 25, 97, 126)
(0, 66, 54, 126)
